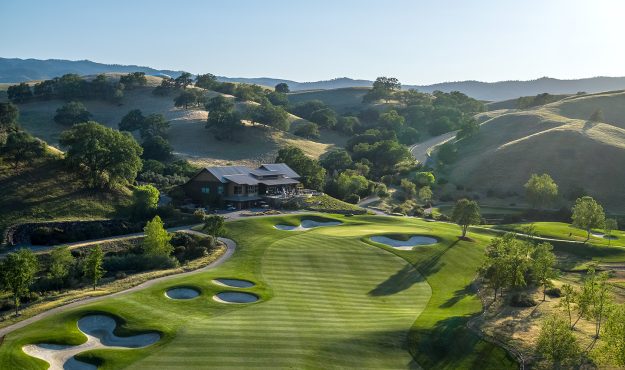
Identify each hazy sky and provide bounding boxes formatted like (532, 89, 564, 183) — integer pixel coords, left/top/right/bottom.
(2, 0, 625, 84)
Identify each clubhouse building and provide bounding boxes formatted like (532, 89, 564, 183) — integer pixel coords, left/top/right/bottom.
(182, 163, 302, 209)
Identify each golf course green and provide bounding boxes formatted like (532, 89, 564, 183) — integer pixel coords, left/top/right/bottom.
(0, 214, 515, 369)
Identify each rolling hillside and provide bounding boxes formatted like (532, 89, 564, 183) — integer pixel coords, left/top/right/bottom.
(2, 75, 345, 167)
(288, 87, 370, 113)
(0, 149, 132, 238)
(444, 90, 625, 211)
(5, 58, 625, 100)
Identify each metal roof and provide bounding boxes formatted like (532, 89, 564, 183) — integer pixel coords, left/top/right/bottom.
(259, 163, 300, 179)
(202, 163, 300, 184)
(205, 166, 253, 183)
(222, 174, 260, 185)
(249, 168, 283, 177)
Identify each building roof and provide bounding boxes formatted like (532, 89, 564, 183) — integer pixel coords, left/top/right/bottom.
(249, 168, 283, 177)
(205, 166, 252, 183)
(222, 174, 260, 185)
(194, 163, 300, 186)
(259, 163, 300, 179)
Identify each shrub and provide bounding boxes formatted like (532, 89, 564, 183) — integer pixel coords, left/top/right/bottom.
(345, 193, 360, 204)
(30, 227, 68, 245)
(171, 232, 194, 247)
(545, 287, 562, 298)
(437, 214, 451, 222)
(294, 122, 320, 139)
(103, 254, 178, 272)
(193, 209, 207, 222)
(375, 183, 389, 198)
(171, 233, 215, 262)
(413, 206, 425, 217)
(510, 292, 537, 307)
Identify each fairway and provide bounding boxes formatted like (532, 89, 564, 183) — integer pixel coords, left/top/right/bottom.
(0, 215, 515, 369)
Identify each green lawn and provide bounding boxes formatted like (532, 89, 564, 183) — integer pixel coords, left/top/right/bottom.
(298, 194, 364, 212)
(495, 222, 624, 247)
(491, 222, 625, 264)
(0, 215, 515, 369)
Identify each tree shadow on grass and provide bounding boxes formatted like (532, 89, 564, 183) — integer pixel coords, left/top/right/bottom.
(368, 240, 458, 297)
(414, 239, 459, 277)
(411, 316, 516, 369)
(439, 284, 475, 308)
(316, 328, 422, 369)
(368, 264, 426, 296)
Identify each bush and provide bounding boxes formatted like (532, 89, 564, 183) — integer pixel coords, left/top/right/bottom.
(509, 292, 537, 307)
(294, 122, 320, 139)
(169, 186, 187, 202)
(413, 206, 425, 217)
(171, 232, 194, 247)
(436, 214, 451, 222)
(104, 253, 178, 272)
(545, 287, 562, 298)
(375, 183, 389, 198)
(171, 232, 216, 262)
(30, 227, 69, 245)
(345, 194, 360, 204)
(156, 204, 176, 219)
(193, 209, 207, 222)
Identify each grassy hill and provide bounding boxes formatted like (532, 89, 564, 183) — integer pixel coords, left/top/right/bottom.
(2, 75, 346, 167)
(288, 87, 370, 113)
(0, 150, 131, 239)
(444, 90, 625, 211)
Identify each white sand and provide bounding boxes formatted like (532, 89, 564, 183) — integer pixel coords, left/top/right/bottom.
(22, 315, 160, 370)
(274, 219, 341, 231)
(213, 278, 255, 288)
(370, 235, 438, 250)
(591, 231, 617, 240)
(213, 292, 259, 304)
(165, 287, 200, 299)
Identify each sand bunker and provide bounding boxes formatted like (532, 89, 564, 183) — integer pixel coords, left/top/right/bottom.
(213, 291, 259, 304)
(274, 219, 342, 231)
(371, 235, 438, 250)
(165, 287, 200, 299)
(22, 314, 160, 370)
(591, 232, 617, 240)
(213, 278, 255, 288)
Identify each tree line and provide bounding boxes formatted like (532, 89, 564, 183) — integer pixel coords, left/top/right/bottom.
(7, 72, 147, 104)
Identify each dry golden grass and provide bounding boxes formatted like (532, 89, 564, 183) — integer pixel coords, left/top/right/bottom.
(554, 90, 625, 128)
(447, 92, 625, 211)
(11, 74, 345, 166)
(475, 274, 614, 366)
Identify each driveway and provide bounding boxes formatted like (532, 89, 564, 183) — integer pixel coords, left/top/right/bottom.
(409, 131, 458, 165)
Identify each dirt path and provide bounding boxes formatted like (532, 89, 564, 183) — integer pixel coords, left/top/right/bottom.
(0, 237, 236, 338)
(409, 131, 458, 165)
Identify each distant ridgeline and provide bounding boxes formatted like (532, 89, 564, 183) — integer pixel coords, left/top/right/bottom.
(6, 72, 148, 104)
(4, 58, 625, 100)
